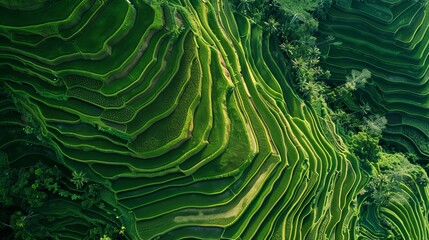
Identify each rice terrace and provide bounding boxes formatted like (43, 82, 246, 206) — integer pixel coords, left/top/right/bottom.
(0, 0, 428, 239)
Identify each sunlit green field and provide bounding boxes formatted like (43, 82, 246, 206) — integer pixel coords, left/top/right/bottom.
(0, 0, 428, 239)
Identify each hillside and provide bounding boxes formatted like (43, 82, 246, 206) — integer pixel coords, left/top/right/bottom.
(0, 0, 428, 239)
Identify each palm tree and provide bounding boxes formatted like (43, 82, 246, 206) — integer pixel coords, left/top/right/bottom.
(237, 0, 255, 13)
(346, 69, 371, 90)
(359, 102, 371, 115)
(249, 8, 262, 24)
(362, 114, 387, 136)
(71, 171, 88, 189)
(280, 41, 295, 56)
(291, 57, 306, 69)
(264, 18, 280, 34)
(299, 80, 327, 100)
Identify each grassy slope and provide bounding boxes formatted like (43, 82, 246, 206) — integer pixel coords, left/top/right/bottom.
(0, 0, 427, 239)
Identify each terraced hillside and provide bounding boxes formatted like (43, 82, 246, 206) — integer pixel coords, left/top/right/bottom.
(319, 0, 429, 162)
(0, 0, 428, 239)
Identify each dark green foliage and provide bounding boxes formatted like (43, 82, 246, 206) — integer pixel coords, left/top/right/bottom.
(0, 158, 115, 239)
(365, 152, 429, 205)
(349, 131, 382, 163)
(325, 69, 370, 105)
(359, 151, 429, 238)
(0, 161, 64, 239)
(0, 161, 62, 209)
(81, 183, 103, 209)
(366, 173, 401, 206)
(8, 210, 61, 240)
(324, 68, 389, 142)
(86, 224, 127, 240)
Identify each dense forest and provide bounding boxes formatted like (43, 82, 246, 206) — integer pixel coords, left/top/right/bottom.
(0, 0, 428, 239)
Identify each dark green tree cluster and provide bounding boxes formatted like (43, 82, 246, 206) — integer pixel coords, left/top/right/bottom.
(0, 161, 62, 209)
(365, 152, 429, 206)
(234, 0, 343, 107)
(0, 156, 123, 239)
(0, 159, 63, 239)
